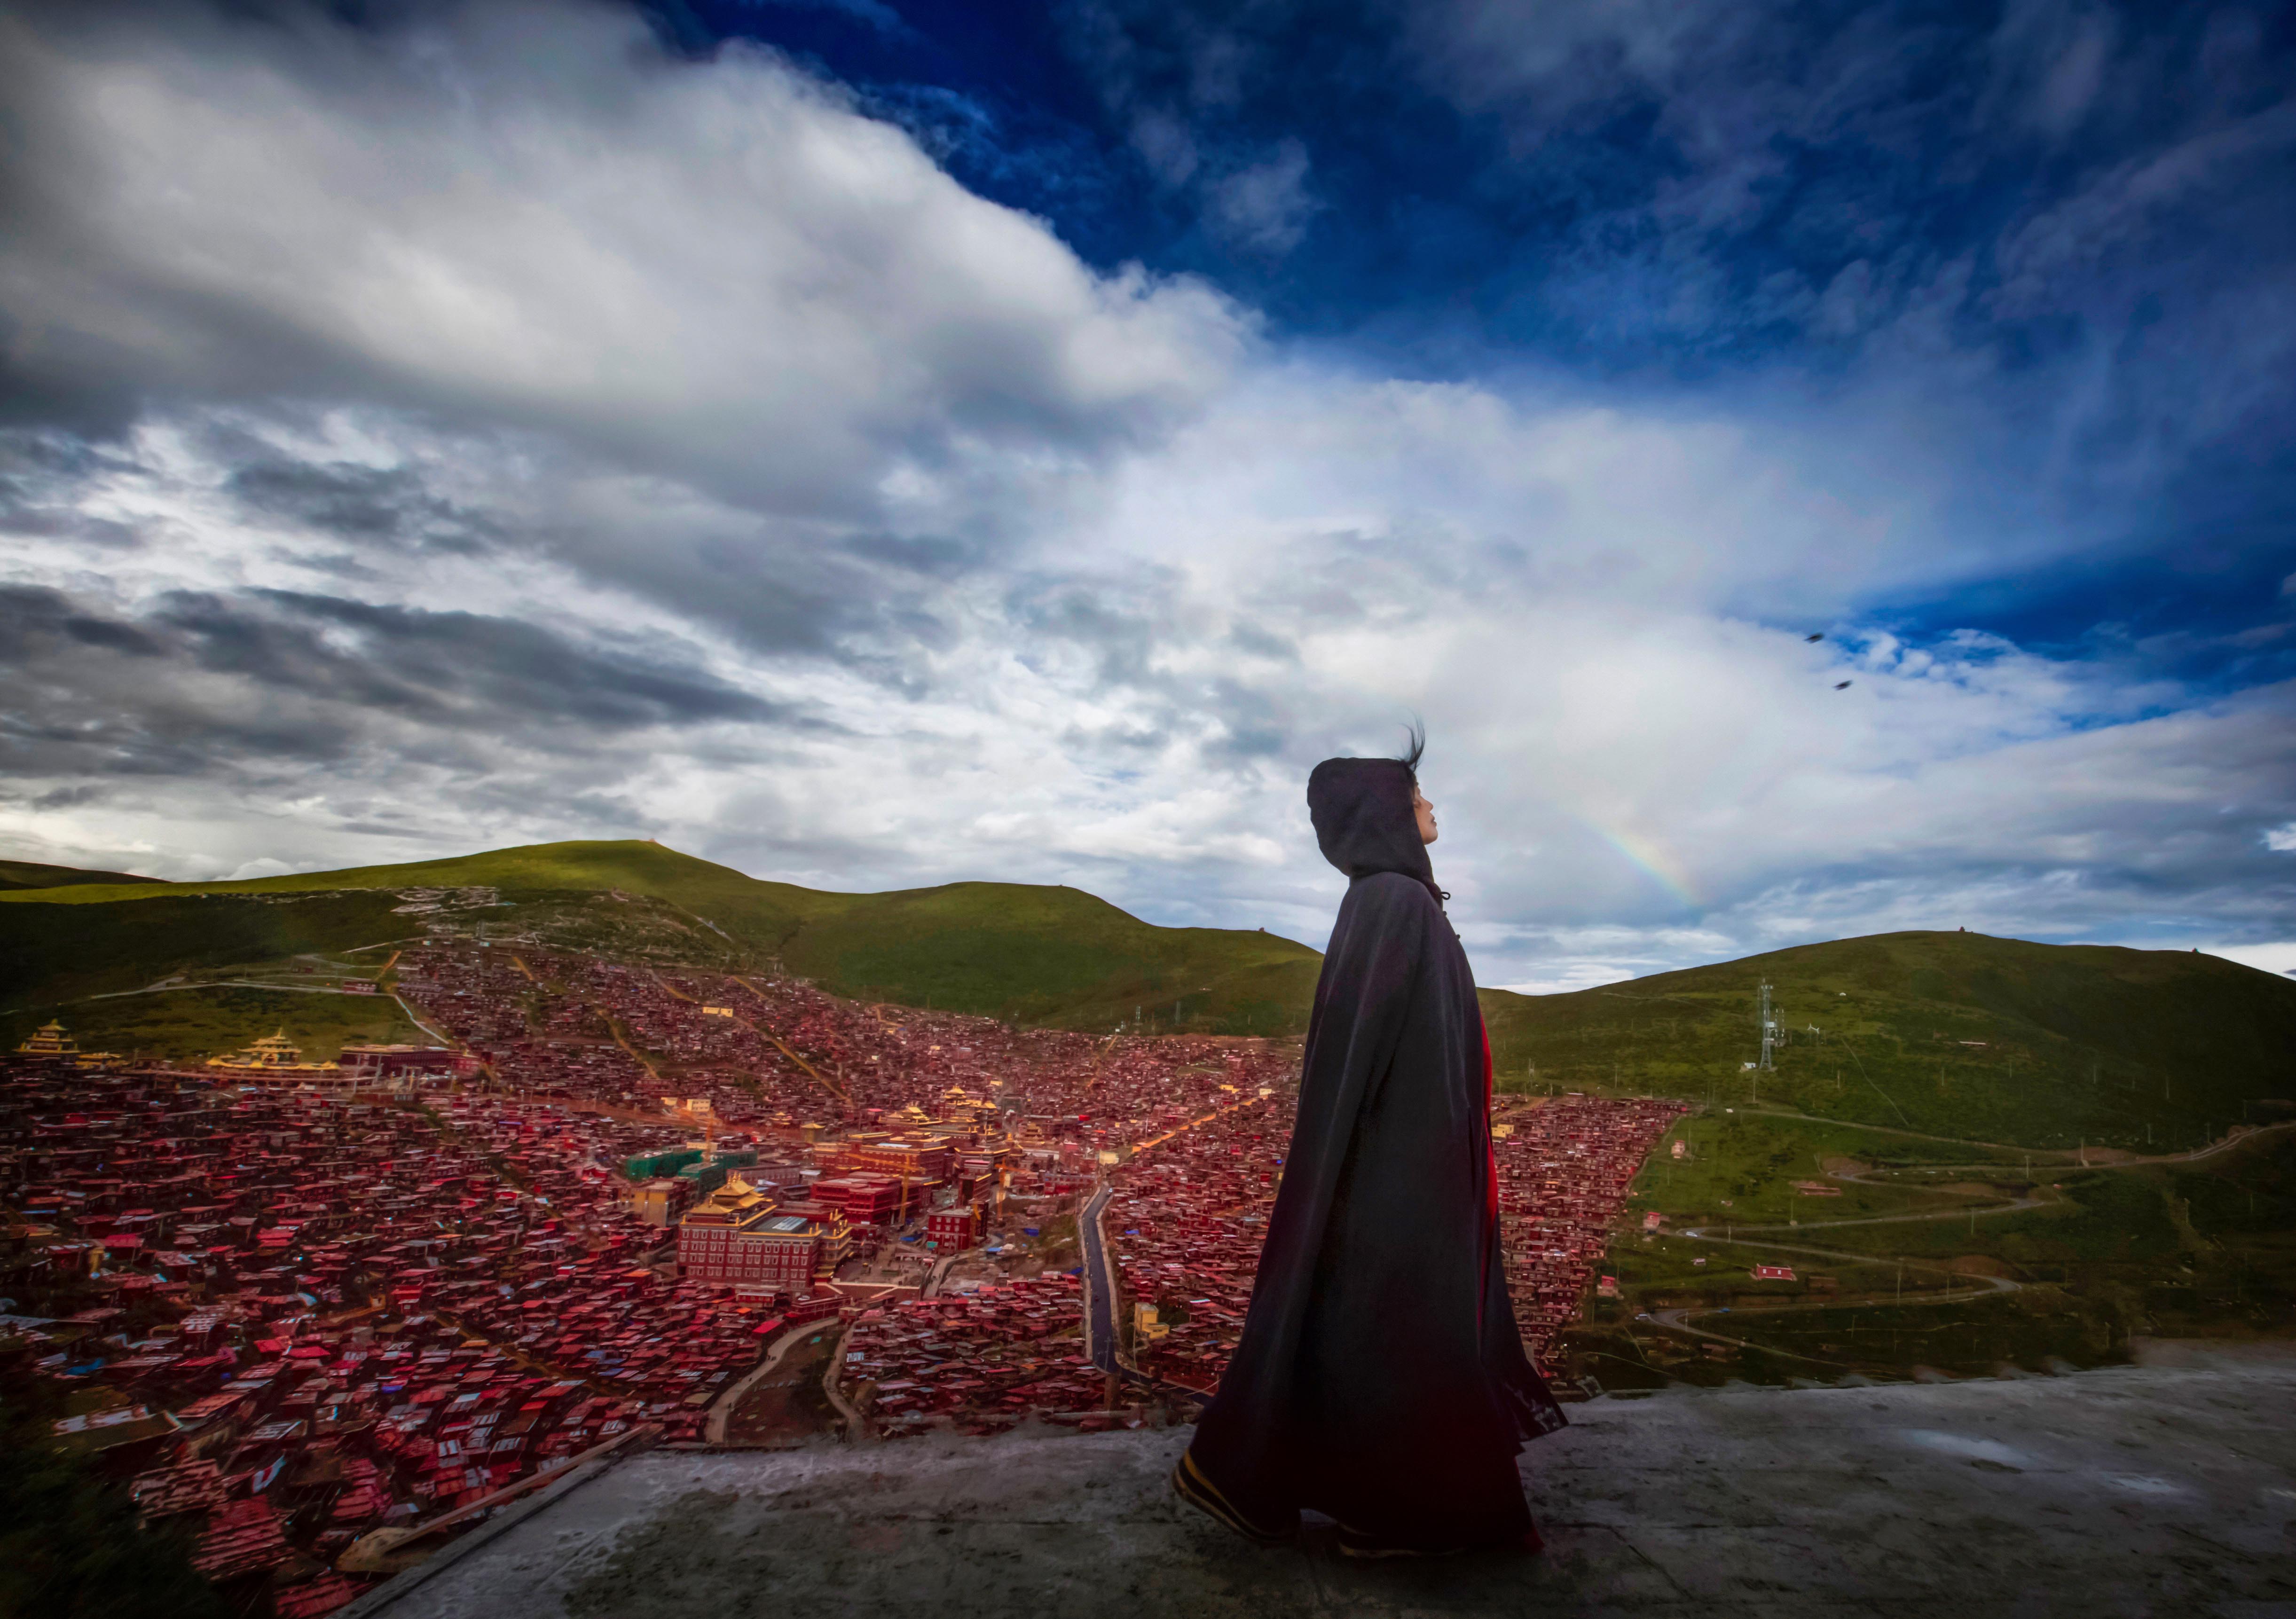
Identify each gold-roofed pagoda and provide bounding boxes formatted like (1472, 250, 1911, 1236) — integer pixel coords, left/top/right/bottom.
(205, 1030, 341, 1077)
(16, 1020, 77, 1057)
(939, 1085, 1000, 1125)
(13, 1020, 120, 1068)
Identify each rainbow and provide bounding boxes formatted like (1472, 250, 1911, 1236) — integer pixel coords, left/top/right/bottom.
(1580, 819, 1701, 909)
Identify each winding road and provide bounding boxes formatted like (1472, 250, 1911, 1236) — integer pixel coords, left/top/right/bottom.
(1644, 1159, 2047, 1360)
(1638, 1116, 2296, 1363)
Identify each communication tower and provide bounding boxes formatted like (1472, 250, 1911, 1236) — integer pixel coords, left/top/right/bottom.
(1757, 980, 1777, 1071)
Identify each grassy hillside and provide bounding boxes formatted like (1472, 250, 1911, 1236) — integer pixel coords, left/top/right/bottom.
(784, 880, 1320, 1035)
(0, 890, 415, 1009)
(1480, 931, 2296, 1151)
(0, 840, 1323, 1037)
(0, 858, 164, 890)
(1558, 1093, 2296, 1390)
(0, 984, 440, 1064)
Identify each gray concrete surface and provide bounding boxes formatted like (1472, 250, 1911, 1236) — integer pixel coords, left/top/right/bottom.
(362, 1346, 2296, 1619)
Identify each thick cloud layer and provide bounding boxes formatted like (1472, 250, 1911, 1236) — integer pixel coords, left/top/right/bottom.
(0, 0, 2290, 987)
(0, 2, 1246, 508)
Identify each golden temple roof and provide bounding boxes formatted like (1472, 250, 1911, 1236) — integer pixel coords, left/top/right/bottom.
(206, 1029, 339, 1073)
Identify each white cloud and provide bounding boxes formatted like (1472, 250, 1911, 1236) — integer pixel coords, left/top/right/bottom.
(2266, 823, 2296, 853)
(1, 0, 2292, 999)
(2199, 943, 2296, 979)
(0, 2, 1248, 516)
(7, 367, 2292, 988)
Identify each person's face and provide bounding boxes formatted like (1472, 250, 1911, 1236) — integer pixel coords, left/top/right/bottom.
(1412, 783, 1438, 845)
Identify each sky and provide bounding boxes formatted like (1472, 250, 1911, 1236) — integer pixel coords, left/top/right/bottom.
(1, 0, 2292, 991)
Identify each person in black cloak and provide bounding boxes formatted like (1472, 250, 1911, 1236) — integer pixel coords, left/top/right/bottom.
(1172, 733, 1566, 1558)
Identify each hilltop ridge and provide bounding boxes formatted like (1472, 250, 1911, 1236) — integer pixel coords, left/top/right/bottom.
(6, 838, 2294, 1151)
(0, 839, 1323, 1038)
(1481, 928, 2296, 1151)
(0, 857, 166, 890)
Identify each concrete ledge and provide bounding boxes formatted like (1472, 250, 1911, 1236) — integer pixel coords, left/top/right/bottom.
(340, 1428, 659, 1619)
(362, 1349, 2296, 1619)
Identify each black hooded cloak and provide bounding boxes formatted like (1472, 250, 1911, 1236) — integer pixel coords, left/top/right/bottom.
(1178, 756, 1565, 1551)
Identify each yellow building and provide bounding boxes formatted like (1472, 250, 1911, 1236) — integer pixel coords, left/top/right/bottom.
(14, 1021, 120, 1068)
(937, 1086, 1000, 1126)
(205, 1030, 341, 1078)
(16, 1020, 79, 1058)
(631, 1178, 692, 1226)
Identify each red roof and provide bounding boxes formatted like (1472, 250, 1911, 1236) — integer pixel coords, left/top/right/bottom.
(192, 1498, 289, 1580)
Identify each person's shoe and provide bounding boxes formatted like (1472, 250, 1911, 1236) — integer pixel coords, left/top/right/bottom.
(1335, 1525, 1470, 1560)
(1170, 1450, 1292, 1545)
(1334, 1521, 1546, 1559)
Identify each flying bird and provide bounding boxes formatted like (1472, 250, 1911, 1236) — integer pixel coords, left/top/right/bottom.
(1805, 632, 1824, 642)
(1834, 680, 1853, 690)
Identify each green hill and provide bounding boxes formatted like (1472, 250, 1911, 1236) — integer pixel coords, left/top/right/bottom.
(0, 858, 165, 891)
(7, 985, 443, 1065)
(0, 840, 1322, 1038)
(1478, 930, 2296, 1151)
(8, 841, 2293, 1152)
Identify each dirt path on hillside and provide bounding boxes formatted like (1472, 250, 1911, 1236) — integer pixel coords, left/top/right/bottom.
(1636, 1119, 2296, 1355)
(1730, 1108, 2295, 1169)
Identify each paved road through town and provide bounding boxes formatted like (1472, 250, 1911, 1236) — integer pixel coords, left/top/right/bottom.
(1078, 1180, 1119, 1375)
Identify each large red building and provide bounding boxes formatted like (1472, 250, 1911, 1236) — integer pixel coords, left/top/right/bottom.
(925, 1205, 982, 1251)
(677, 1179, 847, 1289)
(851, 1140, 954, 1182)
(810, 1173, 915, 1227)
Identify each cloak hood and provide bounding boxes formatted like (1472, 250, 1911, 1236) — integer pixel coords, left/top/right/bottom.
(1307, 757, 1441, 904)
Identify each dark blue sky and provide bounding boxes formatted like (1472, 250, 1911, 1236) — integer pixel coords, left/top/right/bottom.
(650, 0, 2296, 675)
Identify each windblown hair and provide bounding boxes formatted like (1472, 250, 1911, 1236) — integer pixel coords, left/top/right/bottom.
(1397, 719, 1426, 778)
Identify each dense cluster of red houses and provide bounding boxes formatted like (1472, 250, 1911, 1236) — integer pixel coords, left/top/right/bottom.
(1492, 1096, 1690, 1350)
(836, 1274, 1112, 1437)
(1106, 1093, 1291, 1391)
(0, 1068, 720, 1614)
(5, 934, 1685, 1610)
(0, 946, 1302, 1602)
(390, 944, 1297, 1153)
